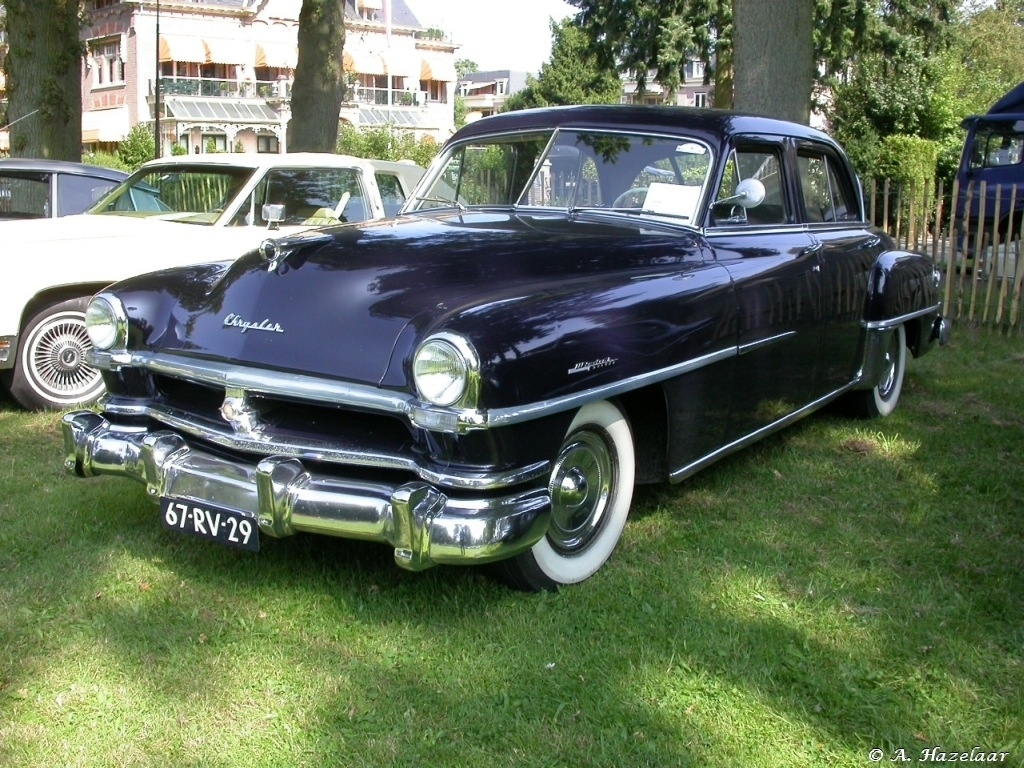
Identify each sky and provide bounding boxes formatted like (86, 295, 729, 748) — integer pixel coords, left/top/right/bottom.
(403, 0, 578, 75)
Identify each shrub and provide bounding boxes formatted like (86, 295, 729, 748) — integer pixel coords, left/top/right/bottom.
(336, 123, 440, 168)
(117, 123, 156, 171)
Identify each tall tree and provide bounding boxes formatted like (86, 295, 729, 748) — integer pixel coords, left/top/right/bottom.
(569, 0, 889, 113)
(2, 0, 83, 160)
(570, 0, 732, 106)
(287, 0, 345, 152)
(501, 19, 620, 112)
(825, 0, 961, 174)
(733, 0, 814, 122)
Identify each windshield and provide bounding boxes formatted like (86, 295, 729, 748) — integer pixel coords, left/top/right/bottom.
(90, 164, 255, 225)
(406, 128, 713, 222)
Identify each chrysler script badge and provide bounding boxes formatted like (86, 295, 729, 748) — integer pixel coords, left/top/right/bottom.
(223, 313, 284, 334)
(568, 357, 618, 375)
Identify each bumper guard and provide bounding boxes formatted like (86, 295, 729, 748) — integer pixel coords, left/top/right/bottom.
(61, 411, 551, 571)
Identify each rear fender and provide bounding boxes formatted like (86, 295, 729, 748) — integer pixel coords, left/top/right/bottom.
(855, 249, 944, 389)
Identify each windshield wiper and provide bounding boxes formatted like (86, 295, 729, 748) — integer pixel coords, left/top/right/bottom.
(411, 195, 466, 211)
(569, 205, 691, 222)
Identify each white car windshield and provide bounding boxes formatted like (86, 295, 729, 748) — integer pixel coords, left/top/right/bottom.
(407, 129, 713, 222)
(90, 165, 256, 225)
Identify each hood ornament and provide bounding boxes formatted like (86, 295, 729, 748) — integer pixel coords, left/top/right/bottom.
(220, 388, 261, 434)
(259, 237, 287, 271)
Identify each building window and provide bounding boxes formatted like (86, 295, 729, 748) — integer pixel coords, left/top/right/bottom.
(93, 0, 121, 8)
(257, 135, 279, 154)
(694, 92, 708, 108)
(91, 39, 124, 87)
(202, 134, 228, 153)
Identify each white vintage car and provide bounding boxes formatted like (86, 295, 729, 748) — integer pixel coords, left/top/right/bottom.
(0, 152, 424, 410)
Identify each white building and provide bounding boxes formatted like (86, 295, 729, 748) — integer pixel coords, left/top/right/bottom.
(74, 0, 457, 155)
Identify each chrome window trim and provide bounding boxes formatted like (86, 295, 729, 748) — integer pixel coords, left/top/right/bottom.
(408, 125, 716, 217)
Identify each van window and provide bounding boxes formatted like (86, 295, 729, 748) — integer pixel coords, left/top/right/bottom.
(970, 125, 1024, 170)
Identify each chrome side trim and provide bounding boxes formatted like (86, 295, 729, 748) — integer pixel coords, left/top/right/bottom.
(480, 345, 737, 428)
(668, 382, 855, 483)
(738, 331, 797, 356)
(863, 302, 941, 330)
(102, 399, 550, 491)
(97, 345, 737, 434)
(61, 411, 551, 572)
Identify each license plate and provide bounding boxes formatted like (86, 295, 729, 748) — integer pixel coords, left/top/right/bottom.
(159, 497, 260, 552)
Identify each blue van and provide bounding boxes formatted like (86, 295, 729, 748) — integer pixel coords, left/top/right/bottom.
(955, 82, 1024, 272)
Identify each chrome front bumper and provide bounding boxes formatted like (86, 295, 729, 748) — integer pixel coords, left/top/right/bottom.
(61, 411, 551, 571)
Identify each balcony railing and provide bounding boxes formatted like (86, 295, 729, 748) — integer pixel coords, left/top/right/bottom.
(347, 86, 430, 107)
(150, 77, 291, 99)
(147, 78, 444, 108)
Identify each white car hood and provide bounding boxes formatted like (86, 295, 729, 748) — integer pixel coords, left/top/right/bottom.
(1, 213, 304, 336)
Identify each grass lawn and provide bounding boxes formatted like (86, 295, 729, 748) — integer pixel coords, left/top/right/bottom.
(0, 325, 1021, 767)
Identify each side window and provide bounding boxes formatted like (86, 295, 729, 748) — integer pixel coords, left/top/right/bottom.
(713, 146, 786, 226)
(375, 172, 407, 217)
(58, 174, 120, 216)
(243, 168, 367, 227)
(797, 148, 859, 224)
(971, 128, 1024, 169)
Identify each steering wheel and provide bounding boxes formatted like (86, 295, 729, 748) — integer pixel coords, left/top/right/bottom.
(612, 187, 649, 208)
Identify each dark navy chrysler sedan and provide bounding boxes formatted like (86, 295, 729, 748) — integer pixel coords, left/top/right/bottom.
(62, 105, 949, 590)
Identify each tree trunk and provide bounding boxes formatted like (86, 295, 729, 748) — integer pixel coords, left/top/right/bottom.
(3, 0, 83, 160)
(732, 0, 814, 124)
(287, 0, 346, 153)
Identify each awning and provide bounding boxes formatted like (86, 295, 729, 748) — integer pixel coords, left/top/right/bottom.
(343, 49, 386, 76)
(82, 106, 131, 143)
(164, 97, 280, 123)
(203, 38, 253, 66)
(464, 81, 496, 91)
(359, 0, 383, 9)
(159, 34, 207, 64)
(382, 49, 420, 80)
(420, 53, 457, 82)
(255, 40, 297, 69)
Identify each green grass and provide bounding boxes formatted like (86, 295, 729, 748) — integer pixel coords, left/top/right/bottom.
(1, 326, 1022, 767)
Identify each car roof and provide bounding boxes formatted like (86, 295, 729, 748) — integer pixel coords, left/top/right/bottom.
(450, 104, 839, 148)
(0, 158, 128, 180)
(135, 152, 420, 173)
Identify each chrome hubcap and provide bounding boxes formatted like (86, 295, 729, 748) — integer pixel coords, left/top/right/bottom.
(878, 334, 899, 401)
(547, 428, 614, 554)
(28, 313, 101, 399)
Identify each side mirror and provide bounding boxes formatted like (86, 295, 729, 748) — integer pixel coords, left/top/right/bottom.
(262, 203, 285, 230)
(714, 177, 766, 209)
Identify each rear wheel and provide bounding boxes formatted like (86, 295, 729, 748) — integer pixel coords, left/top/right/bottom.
(4, 297, 104, 411)
(493, 400, 635, 591)
(847, 324, 906, 418)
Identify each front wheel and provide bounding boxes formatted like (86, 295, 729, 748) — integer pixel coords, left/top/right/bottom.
(493, 400, 635, 591)
(847, 324, 906, 418)
(3, 297, 104, 411)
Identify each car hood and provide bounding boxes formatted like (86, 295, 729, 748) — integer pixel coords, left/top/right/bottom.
(0, 212, 209, 243)
(122, 211, 707, 389)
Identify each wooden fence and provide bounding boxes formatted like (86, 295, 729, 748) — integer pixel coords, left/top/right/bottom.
(865, 178, 1024, 332)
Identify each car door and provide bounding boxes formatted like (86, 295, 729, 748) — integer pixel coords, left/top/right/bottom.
(705, 138, 824, 439)
(795, 141, 882, 394)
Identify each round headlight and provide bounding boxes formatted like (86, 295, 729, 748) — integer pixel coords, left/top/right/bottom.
(85, 294, 124, 350)
(413, 336, 475, 407)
